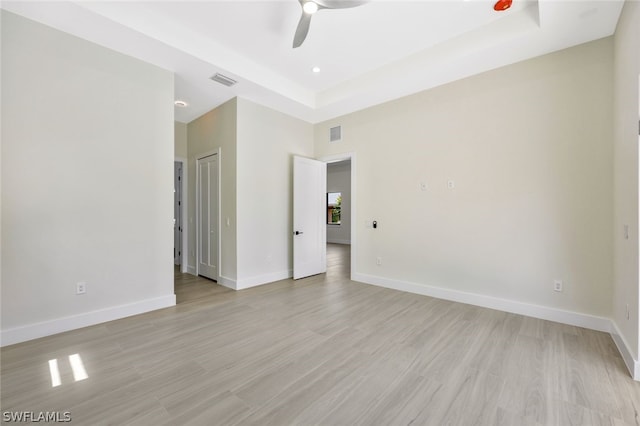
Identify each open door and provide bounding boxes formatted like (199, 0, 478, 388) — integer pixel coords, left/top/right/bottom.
(293, 156, 327, 279)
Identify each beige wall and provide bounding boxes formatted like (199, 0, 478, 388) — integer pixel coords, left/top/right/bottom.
(175, 121, 188, 158)
(236, 98, 314, 288)
(612, 0, 640, 368)
(1, 12, 175, 344)
(315, 38, 614, 321)
(187, 98, 238, 281)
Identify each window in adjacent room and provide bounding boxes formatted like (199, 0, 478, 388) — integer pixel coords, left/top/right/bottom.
(327, 192, 342, 225)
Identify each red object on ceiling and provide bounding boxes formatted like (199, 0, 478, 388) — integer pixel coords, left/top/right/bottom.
(494, 0, 512, 11)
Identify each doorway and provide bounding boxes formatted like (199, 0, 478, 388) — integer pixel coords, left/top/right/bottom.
(320, 153, 356, 279)
(196, 151, 220, 282)
(326, 160, 351, 246)
(292, 153, 356, 281)
(174, 161, 184, 267)
(174, 158, 187, 274)
(322, 153, 356, 280)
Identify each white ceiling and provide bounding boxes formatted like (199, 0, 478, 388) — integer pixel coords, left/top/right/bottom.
(2, 0, 624, 124)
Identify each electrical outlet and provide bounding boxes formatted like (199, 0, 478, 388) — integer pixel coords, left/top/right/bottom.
(447, 180, 455, 189)
(420, 182, 428, 191)
(76, 282, 86, 295)
(376, 257, 382, 266)
(553, 280, 563, 292)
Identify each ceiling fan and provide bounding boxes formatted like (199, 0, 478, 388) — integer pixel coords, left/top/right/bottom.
(293, 0, 368, 48)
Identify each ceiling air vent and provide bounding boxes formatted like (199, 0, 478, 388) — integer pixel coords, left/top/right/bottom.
(329, 125, 342, 143)
(210, 73, 237, 87)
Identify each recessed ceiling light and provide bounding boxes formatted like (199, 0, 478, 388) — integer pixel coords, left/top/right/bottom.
(312, 66, 321, 73)
(303, 1, 319, 14)
(174, 100, 188, 107)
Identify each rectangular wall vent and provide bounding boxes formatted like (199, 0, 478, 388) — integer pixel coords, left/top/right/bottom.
(329, 125, 342, 142)
(210, 73, 237, 87)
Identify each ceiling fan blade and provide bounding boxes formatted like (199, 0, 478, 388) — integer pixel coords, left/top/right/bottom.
(292, 11, 313, 48)
(292, 0, 366, 48)
(314, 0, 368, 9)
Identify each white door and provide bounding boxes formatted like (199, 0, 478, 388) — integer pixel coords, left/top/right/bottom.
(293, 156, 327, 279)
(198, 154, 219, 281)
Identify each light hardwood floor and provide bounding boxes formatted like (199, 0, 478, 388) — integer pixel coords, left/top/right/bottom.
(2, 244, 639, 425)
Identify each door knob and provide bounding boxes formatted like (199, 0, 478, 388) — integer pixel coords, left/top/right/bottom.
(294, 231, 304, 235)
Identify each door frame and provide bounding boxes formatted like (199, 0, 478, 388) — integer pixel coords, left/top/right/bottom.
(175, 157, 188, 273)
(195, 148, 222, 280)
(318, 152, 356, 280)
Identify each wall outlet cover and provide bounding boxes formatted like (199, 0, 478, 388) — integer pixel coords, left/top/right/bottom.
(553, 280, 563, 292)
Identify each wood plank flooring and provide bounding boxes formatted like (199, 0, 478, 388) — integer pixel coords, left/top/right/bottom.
(2, 243, 639, 425)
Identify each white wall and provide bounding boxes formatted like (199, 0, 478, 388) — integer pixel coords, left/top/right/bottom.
(186, 98, 238, 282)
(314, 38, 614, 329)
(1, 11, 175, 345)
(612, 0, 640, 377)
(236, 98, 314, 289)
(327, 161, 351, 244)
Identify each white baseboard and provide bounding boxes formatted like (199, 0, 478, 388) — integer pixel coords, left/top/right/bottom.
(218, 275, 237, 290)
(0, 294, 176, 347)
(186, 265, 197, 275)
(353, 273, 611, 332)
(610, 321, 640, 380)
(356, 272, 638, 381)
(218, 270, 292, 291)
(236, 270, 293, 290)
(327, 239, 351, 245)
